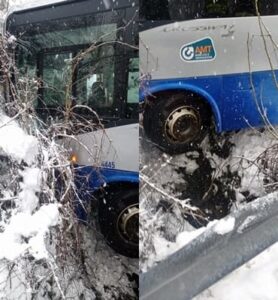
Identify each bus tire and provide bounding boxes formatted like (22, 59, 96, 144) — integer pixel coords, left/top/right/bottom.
(98, 186, 139, 258)
(143, 93, 209, 153)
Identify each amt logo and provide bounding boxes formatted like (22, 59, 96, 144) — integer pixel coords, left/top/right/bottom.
(195, 45, 213, 55)
(182, 46, 194, 60)
(180, 37, 216, 62)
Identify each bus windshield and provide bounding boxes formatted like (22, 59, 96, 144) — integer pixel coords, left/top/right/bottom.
(7, 0, 138, 121)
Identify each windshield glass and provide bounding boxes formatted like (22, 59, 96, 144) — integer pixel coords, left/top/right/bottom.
(7, 2, 138, 123)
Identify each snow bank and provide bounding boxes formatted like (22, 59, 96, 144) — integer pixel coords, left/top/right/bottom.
(17, 167, 42, 213)
(230, 130, 275, 198)
(146, 217, 235, 270)
(149, 216, 235, 269)
(0, 113, 59, 261)
(0, 114, 38, 164)
(213, 217, 235, 235)
(152, 227, 206, 264)
(195, 242, 278, 300)
(0, 204, 59, 260)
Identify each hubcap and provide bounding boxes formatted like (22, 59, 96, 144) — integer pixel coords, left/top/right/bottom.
(165, 106, 200, 143)
(117, 204, 139, 245)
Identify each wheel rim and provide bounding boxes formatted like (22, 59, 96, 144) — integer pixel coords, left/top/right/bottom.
(165, 106, 201, 143)
(117, 204, 139, 245)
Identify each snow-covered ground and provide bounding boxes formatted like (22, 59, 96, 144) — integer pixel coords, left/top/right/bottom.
(194, 241, 278, 300)
(140, 126, 278, 299)
(0, 113, 59, 260)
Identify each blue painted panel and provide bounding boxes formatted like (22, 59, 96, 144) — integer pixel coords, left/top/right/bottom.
(140, 69, 278, 132)
(73, 165, 139, 221)
(222, 70, 278, 130)
(75, 165, 138, 189)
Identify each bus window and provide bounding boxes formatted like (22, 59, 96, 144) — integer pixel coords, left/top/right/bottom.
(42, 52, 72, 111)
(140, 0, 205, 21)
(30, 23, 117, 49)
(127, 57, 139, 104)
(75, 45, 116, 116)
(233, 0, 277, 17)
(140, 0, 170, 20)
(140, 0, 278, 21)
(124, 56, 139, 119)
(234, 1, 255, 17)
(15, 17, 119, 118)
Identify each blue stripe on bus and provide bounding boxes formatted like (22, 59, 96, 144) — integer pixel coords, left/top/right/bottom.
(73, 165, 139, 221)
(140, 69, 278, 132)
(75, 165, 139, 191)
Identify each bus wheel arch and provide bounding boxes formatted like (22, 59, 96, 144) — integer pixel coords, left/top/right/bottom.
(97, 181, 139, 258)
(143, 89, 217, 153)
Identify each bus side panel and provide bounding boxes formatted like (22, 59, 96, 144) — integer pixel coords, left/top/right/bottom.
(64, 123, 139, 175)
(222, 18, 278, 131)
(75, 166, 139, 191)
(140, 16, 278, 132)
(222, 70, 278, 131)
(221, 73, 250, 131)
(251, 70, 278, 128)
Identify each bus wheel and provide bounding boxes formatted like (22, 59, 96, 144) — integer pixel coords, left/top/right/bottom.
(144, 93, 208, 153)
(98, 187, 139, 258)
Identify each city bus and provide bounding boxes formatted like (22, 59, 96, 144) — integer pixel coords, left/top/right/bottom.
(5, 0, 139, 257)
(140, 0, 278, 153)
